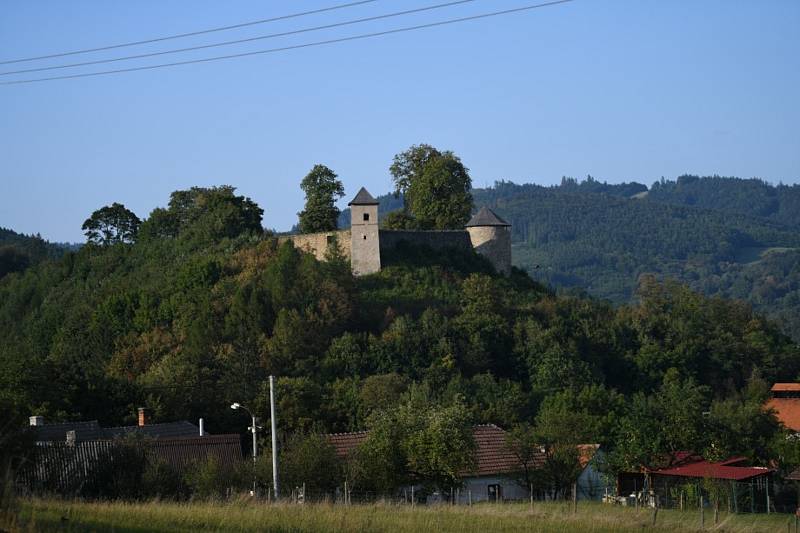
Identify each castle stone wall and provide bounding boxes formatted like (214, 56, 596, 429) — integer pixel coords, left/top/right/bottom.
(467, 226, 512, 275)
(378, 229, 473, 255)
(277, 230, 351, 261)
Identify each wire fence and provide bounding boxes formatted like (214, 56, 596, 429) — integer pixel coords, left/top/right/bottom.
(16, 444, 800, 524)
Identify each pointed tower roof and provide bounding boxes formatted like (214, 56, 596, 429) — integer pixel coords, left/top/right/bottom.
(348, 187, 379, 206)
(465, 206, 510, 227)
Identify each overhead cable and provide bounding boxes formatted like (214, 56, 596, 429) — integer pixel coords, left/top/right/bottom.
(1, 0, 574, 86)
(0, 0, 382, 65)
(0, 0, 481, 76)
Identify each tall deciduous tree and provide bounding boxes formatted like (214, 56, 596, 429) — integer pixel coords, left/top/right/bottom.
(389, 144, 473, 230)
(81, 203, 141, 245)
(298, 165, 345, 233)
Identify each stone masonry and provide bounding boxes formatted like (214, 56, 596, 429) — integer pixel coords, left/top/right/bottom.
(281, 187, 512, 276)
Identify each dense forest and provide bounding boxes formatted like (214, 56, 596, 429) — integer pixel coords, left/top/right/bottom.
(0, 227, 74, 279)
(647, 175, 800, 228)
(338, 176, 800, 340)
(2, 181, 800, 499)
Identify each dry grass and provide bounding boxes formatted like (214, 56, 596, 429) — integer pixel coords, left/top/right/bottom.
(4, 498, 794, 532)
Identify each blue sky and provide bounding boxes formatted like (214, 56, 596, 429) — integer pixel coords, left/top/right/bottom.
(1, 0, 798, 242)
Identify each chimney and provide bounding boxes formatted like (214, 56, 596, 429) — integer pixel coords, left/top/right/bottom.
(199, 418, 205, 436)
(137, 407, 148, 427)
(29, 415, 44, 427)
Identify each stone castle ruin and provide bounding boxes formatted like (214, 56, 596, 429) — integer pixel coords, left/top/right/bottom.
(279, 187, 511, 276)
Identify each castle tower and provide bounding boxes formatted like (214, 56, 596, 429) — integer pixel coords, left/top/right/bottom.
(466, 207, 512, 275)
(349, 187, 381, 276)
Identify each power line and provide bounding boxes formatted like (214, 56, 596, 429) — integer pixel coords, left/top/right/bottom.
(1, 0, 573, 86)
(0, 0, 382, 66)
(0, 0, 480, 77)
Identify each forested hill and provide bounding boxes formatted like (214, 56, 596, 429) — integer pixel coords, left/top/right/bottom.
(0, 227, 76, 279)
(472, 180, 800, 339)
(338, 177, 800, 339)
(2, 185, 799, 479)
(646, 175, 800, 228)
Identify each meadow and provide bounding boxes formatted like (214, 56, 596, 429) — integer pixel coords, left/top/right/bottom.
(4, 498, 794, 533)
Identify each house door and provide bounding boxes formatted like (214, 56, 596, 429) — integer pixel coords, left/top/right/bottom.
(488, 484, 502, 502)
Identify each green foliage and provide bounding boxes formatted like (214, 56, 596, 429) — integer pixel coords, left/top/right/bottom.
(279, 432, 342, 495)
(389, 144, 473, 229)
(298, 164, 345, 233)
(184, 456, 232, 499)
(139, 186, 263, 245)
(648, 175, 800, 228)
(0, 228, 72, 279)
(472, 178, 800, 339)
(82, 203, 141, 246)
(2, 180, 800, 497)
(350, 392, 475, 496)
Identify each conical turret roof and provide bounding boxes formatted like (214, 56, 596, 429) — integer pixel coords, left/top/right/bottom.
(348, 187, 379, 206)
(465, 206, 510, 227)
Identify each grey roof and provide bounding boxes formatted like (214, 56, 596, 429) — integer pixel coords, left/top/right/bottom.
(105, 421, 201, 439)
(35, 419, 202, 442)
(34, 420, 107, 442)
(348, 187, 379, 206)
(465, 206, 510, 227)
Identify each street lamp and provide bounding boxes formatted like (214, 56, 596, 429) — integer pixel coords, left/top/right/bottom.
(230, 376, 278, 500)
(231, 402, 259, 496)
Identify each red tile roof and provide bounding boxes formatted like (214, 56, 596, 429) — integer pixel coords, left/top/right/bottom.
(650, 455, 772, 481)
(772, 383, 800, 392)
(766, 398, 800, 432)
(787, 467, 800, 481)
(471, 424, 537, 476)
(327, 431, 368, 459)
(326, 424, 597, 478)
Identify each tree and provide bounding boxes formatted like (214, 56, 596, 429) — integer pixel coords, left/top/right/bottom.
(279, 431, 342, 495)
(81, 202, 141, 245)
(298, 165, 345, 233)
(389, 144, 473, 229)
(608, 370, 710, 473)
(138, 186, 263, 244)
(505, 423, 540, 492)
(350, 393, 475, 497)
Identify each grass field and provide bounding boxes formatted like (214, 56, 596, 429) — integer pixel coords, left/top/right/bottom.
(3, 498, 795, 533)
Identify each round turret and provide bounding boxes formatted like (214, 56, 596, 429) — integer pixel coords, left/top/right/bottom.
(465, 207, 512, 275)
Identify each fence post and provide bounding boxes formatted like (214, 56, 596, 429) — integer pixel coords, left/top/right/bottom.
(700, 495, 704, 528)
(468, 490, 472, 506)
(572, 482, 577, 514)
(652, 503, 658, 527)
(714, 498, 719, 525)
(344, 481, 348, 506)
(411, 485, 415, 508)
(767, 477, 771, 514)
(530, 484, 534, 512)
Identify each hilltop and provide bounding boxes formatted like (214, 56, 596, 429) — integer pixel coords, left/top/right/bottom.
(1, 185, 798, 491)
(340, 176, 800, 339)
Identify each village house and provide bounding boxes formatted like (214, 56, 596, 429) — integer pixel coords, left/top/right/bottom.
(327, 424, 604, 503)
(22, 408, 242, 493)
(766, 383, 800, 433)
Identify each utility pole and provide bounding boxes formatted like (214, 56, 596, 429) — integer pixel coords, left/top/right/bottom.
(270, 375, 279, 499)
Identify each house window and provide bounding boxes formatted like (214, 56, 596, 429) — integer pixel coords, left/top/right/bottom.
(488, 484, 502, 502)
(362, 234, 367, 240)
(363, 213, 370, 221)
(326, 235, 335, 245)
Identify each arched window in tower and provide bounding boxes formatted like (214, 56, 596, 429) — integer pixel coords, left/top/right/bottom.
(363, 213, 370, 221)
